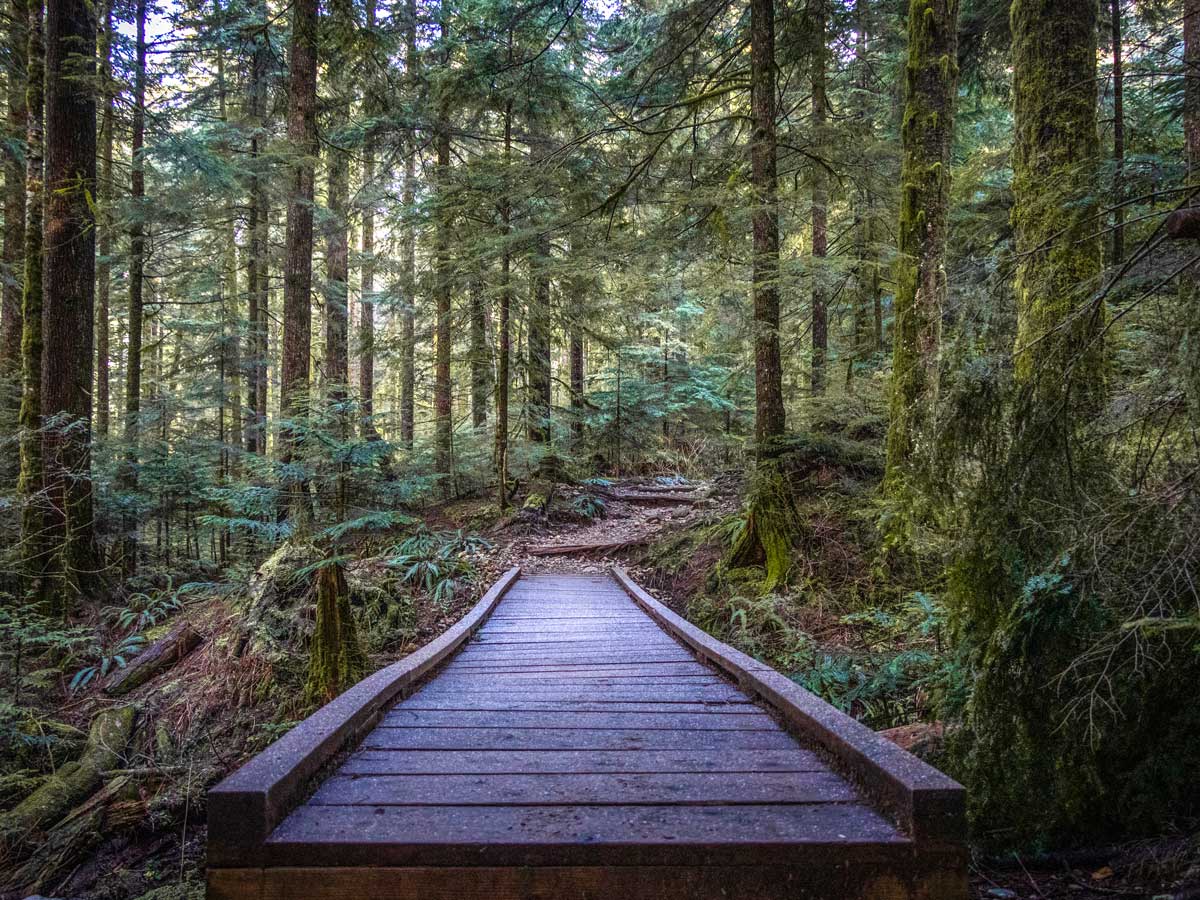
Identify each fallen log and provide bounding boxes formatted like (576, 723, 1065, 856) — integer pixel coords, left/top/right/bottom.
(527, 536, 650, 556)
(0, 707, 136, 846)
(104, 620, 202, 697)
(592, 488, 701, 506)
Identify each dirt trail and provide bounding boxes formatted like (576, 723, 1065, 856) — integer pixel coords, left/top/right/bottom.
(489, 478, 733, 576)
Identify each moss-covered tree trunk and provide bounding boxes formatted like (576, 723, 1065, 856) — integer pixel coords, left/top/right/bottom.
(304, 561, 365, 705)
(358, 0, 382, 447)
(949, 0, 1108, 843)
(883, 0, 959, 502)
(432, 6, 453, 483)
(495, 91, 513, 512)
(1010, 0, 1105, 468)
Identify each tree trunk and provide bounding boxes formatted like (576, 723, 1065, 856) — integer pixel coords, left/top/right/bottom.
(527, 229, 552, 446)
(359, 0, 382, 445)
(2, 0, 28, 438)
(883, 0, 959, 496)
(1188, 0, 1200, 178)
(1011, 0, 1104, 431)
(1110, 0, 1124, 265)
(40, 0, 99, 604)
(433, 9, 452, 481)
(325, 139, 349, 520)
(570, 330, 584, 442)
(324, 145, 349, 402)
(399, 0, 417, 451)
(17, 0, 43, 584)
(495, 93, 512, 511)
(469, 278, 490, 431)
(749, 0, 785, 444)
(809, 0, 828, 397)
(94, 0, 114, 438)
(120, 0, 147, 576)
(244, 0, 269, 455)
(281, 0, 318, 524)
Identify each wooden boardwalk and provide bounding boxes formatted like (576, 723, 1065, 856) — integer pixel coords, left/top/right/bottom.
(207, 569, 966, 900)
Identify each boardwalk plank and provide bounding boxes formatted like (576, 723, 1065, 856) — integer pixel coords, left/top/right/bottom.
(362, 727, 801, 751)
(338, 748, 825, 775)
(266, 803, 908, 868)
(380, 709, 777, 730)
(309, 771, 855, 806)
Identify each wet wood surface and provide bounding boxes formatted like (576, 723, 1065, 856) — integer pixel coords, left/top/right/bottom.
(268, 573, 904, 866)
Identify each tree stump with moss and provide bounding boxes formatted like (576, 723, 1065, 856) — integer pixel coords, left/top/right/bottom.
(724, 458, 803, 595)
(304, 561, 366, 705)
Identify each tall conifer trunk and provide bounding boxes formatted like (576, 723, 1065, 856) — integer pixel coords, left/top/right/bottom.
(809, 0, 828, 396)
(41, 0, 99, 601)
(1110, 0, 1125, 264)
(749, 0, 784, 444)
(469, 278, 490, 431)
(2, 0, 28, 436)
(281, 0, 318, 523)
(399, 0, 417, 450)
(244, 0, 269, 454)
(433, 8, 453, 481)
(358, 0, 381, 444)
(17, 0, 44, 582)
(120, 0, 147, 575)
(883, 0, 959, 497)
(95, 0, 114, 437)
(495, 93, 513, 511)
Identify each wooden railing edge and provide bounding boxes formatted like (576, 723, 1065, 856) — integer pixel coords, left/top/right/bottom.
(206, 565, 522, 867)
(610, 567, 965, 844)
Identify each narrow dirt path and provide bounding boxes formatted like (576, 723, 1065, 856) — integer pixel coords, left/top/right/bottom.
(487, 479, 732, 576)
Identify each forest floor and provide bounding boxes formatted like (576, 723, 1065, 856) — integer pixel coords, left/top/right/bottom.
(1, 475, 1195, 900)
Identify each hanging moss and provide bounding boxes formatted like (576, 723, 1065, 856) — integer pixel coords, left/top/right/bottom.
(304, 561, 364, 706)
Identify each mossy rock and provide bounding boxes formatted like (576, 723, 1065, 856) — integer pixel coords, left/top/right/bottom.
(239, 540, 322, 657)
(522, 492, 547, 511)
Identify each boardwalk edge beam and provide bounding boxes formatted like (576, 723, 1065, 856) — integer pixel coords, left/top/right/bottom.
(206, 565, 522, 867)
(610, 567, 965, 842)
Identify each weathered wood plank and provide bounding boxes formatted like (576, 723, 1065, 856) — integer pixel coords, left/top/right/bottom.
(338, 748, 824, 775)
(265, 803, 908, 868)
(406, 688, 749, 705)
(213, 862, 968, 900)
(396, 700, 755, 713)
(380, 709, 776, 730)
(361, 727, 801, 751)
(309, 771, 855, 806)
(441, 662, 712, 676)
(449, 652, 699, 665)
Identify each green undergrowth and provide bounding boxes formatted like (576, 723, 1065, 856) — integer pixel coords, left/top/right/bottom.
(638, 427, 958, 732)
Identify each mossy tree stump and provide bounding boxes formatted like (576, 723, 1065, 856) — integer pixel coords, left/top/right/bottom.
(304, 561, 365, 705)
